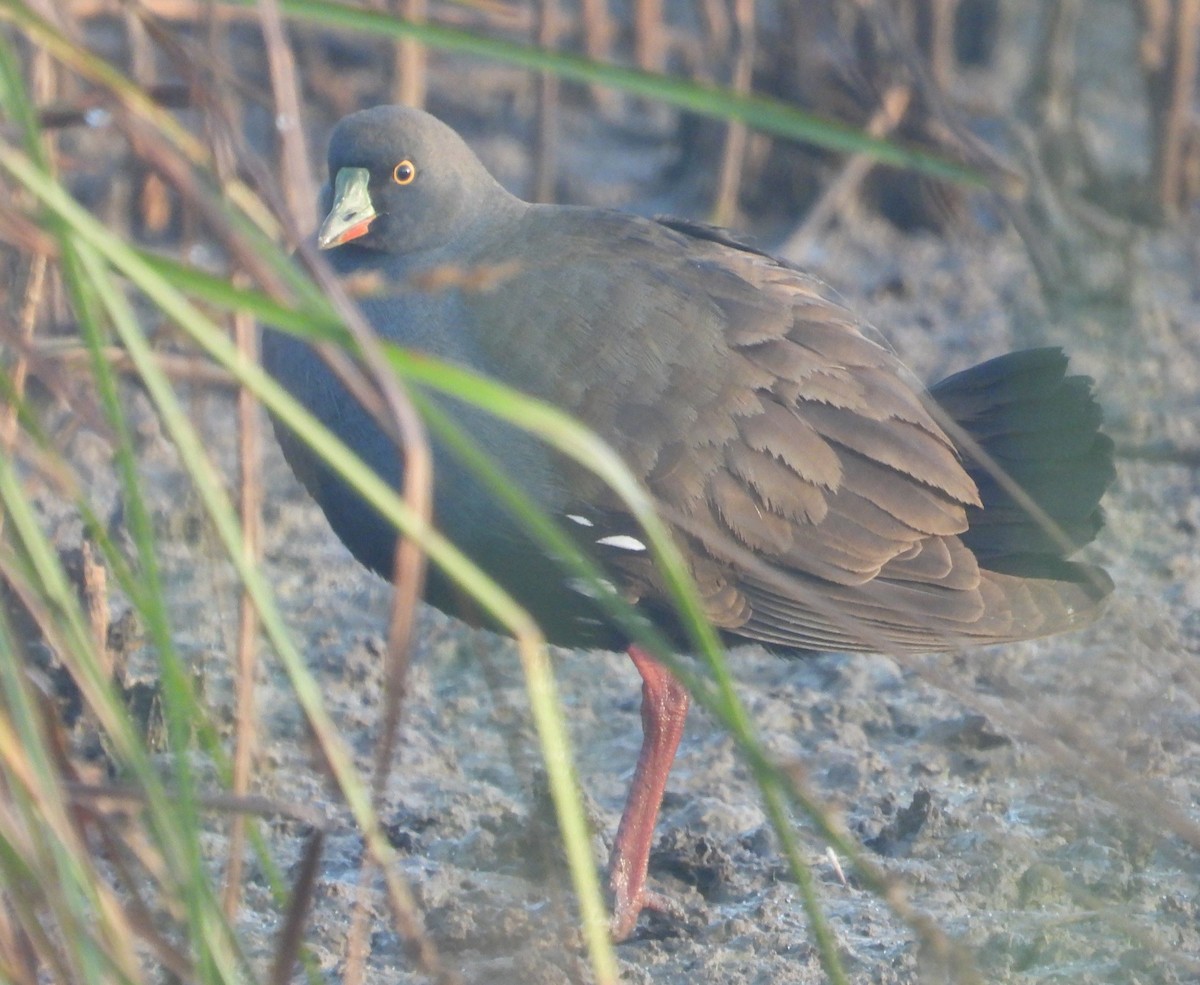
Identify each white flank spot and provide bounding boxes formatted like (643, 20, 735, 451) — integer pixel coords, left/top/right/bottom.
(596, 534, 647, 552)
(565, 513, 594, 527)
(568, 577, 617, 599)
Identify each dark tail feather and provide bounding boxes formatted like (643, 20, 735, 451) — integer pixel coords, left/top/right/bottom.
(930, 348, 1115, 592)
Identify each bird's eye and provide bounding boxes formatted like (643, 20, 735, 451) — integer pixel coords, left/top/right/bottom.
(392, 160, 416, 185)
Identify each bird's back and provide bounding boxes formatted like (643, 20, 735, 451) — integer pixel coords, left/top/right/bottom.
(439, 207, 1114, 653)
(265, 159, 1113, 654)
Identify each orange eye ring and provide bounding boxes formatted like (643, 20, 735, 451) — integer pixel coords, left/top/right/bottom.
(393, 160, 416, 185)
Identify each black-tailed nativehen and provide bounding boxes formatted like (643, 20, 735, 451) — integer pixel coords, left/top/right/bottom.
(262, 105, 1114, 941)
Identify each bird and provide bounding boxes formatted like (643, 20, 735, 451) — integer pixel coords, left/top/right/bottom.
(261, 105, 1114, 941)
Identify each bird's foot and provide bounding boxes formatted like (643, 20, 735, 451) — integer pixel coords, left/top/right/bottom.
(610, 884, 687, 942)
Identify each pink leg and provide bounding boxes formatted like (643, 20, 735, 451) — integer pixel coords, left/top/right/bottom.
(607, 645, 691, 941)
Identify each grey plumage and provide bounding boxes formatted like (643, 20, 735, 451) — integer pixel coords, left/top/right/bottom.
(262, 105, 1116, 941)
(263, 104, 1114, 654)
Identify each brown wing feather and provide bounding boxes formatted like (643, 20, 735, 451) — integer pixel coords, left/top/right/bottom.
(692, 226, 1066, 648)
(630, 234, 993, 648)
(530, 214, 1101, 652)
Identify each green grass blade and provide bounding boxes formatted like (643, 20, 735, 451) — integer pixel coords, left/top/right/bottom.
(0, 135, 623, 981)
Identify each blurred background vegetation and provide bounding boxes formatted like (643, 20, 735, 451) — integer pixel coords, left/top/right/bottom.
(0, 1, 1197, 984)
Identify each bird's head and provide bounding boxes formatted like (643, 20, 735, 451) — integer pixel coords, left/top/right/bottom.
(316, 105, 514, 255)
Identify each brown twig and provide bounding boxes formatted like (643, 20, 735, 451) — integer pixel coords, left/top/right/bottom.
(1135, 0, 1200, 219)
(29, 83, 190, 130)
(579, 0, 615, 62)
(709, 0, 754, 228)
(78, 541, 110, 679)
(270, 832, 324, 985)
(533, 0, 562, 204)
(258, 0, 317, 232)
(29, 342, 235, 387)
(633, 0, 666, 74)
(779, 84, 912, 261)
(692, 0, 730, 60)
(222, 301, 263, 918)
(66, 782, 332, 826)
(391, 0, 429, 108)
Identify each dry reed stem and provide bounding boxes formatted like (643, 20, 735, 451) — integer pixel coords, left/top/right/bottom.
(533, 0, 562, 204)
(392, 0, 429, 108)
(710, 0, 755, 227)
(780, 84, 912, 261)
(222, 300, 263, 918)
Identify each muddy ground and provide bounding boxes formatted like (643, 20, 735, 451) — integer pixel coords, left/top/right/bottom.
(241, 220, 1199, 985)
(41, 0, 1200, 982)
(167, 196, 1198, 985)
